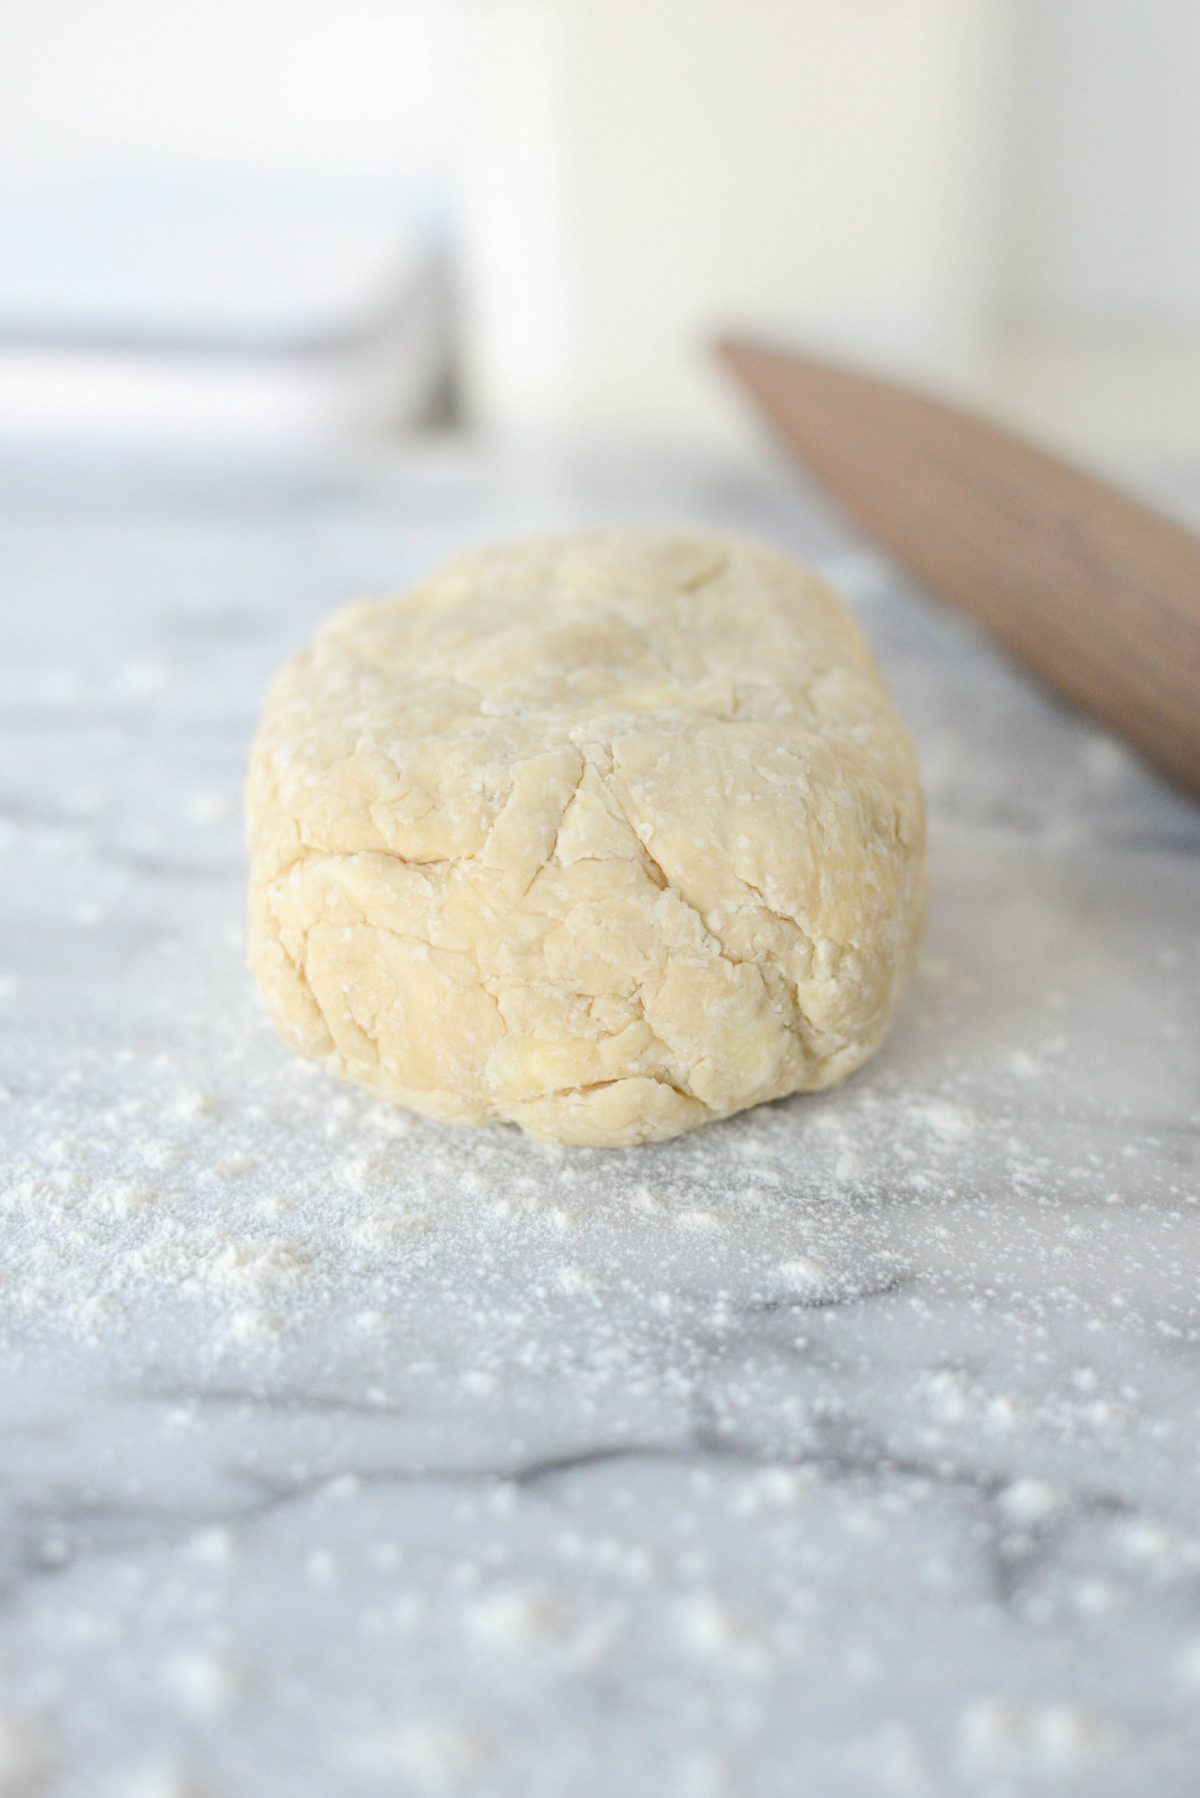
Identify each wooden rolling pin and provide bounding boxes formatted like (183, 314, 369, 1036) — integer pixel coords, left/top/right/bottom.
(718, 338, 1200, 796)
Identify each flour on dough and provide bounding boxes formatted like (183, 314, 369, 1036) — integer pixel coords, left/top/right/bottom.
(246, 532, 926, 1146)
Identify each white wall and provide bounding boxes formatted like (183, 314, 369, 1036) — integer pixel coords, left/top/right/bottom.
(0, 0, 452, 195)
(1006, 0, 1200, 331)
(457, 0, 1013, 451)
(991, 0, 1200, 466)
(455, 0, 1200, 465)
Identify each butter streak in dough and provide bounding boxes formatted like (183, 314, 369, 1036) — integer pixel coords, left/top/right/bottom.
(246, 532, 926, 1146)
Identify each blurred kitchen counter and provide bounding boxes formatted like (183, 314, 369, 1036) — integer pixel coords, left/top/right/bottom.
(1, 441, 1198, 1798)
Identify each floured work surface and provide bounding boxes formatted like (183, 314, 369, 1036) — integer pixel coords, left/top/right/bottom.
(1, 445, 1198, 1798)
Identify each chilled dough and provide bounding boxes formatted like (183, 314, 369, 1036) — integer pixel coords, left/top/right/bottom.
(246, 532, 926, 1146)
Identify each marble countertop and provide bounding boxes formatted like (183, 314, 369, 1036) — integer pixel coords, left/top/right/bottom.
(1, 442, 1198, 1798)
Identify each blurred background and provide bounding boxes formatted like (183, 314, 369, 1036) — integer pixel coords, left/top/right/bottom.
(2, 0, 1198, 476)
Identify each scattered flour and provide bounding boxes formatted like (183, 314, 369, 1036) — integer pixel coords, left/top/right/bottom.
(998, 1479, 1062, 1527)
(465, 1587, 563, 1652)
(0, 1712, 49, 1798)
(160, 1652, 244, 1719)
(958, 1697, 1122, 1777)
(908, 1099, 975, 1143)
(344, 1720, 487, 1787)
(677, 1593, 769, 1672)
(112, 1769, 205, 1798)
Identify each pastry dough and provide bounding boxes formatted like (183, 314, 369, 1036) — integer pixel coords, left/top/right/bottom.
(246, 532, 925, 1145)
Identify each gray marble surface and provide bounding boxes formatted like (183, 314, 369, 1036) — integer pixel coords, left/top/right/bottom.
(1, 442, 1198, 1798)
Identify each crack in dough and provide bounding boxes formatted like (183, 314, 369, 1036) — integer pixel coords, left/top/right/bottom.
(247, 531, 926, 1146)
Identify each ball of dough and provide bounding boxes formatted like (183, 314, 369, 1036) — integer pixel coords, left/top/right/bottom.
(246, 532, 925, 1146)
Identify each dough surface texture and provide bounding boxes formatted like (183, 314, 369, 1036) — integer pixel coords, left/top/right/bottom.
(247, 532, 926, 1146)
